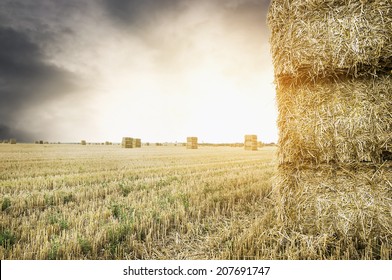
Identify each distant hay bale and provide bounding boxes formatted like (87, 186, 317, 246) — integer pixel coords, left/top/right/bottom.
(131, 138, 141, 148)
(269, 0, 392, 258)
(268, 0, 392, 79)
(122, 137, 133, 148)
(186, 137, 198, 149)
(135, 138, 141, 148)
(244, 135, 258, 151)
(9, 138, 16, 144)
(81, 140, 86, 145)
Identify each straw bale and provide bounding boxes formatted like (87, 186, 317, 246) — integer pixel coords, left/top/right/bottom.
(268, 0, 392, 78)
(9, 138, 16, 144)
(277, 74, 392, 165)
(269, 0, 392, 258)
(244, 135, 258, 151)
(135, 138, 141, 148)
(131, 138, 141, 148)
(122, 137, 134, 148)
(187, 137, 198, 149)
(81, 140, 86, 145)
(274, 162, 392, 256)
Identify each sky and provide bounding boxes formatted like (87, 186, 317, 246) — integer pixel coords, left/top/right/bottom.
(0, 0, 276, 144)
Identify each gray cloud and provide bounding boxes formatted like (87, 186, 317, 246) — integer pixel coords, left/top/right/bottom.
(100, 0, 185, 27)
(101, 0, 271, 32)
(0, 27, 78, 141)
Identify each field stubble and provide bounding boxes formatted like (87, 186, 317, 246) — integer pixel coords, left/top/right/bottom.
(0, 144, 277, 259)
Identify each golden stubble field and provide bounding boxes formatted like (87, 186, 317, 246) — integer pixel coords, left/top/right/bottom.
(0, 144, 278, 259)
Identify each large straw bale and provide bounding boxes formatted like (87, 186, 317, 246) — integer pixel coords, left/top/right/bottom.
(277, 74, 392, 165)
(268, 0, 392, 78)
(81, 140, 86, 145)
(269, 0, 392, 259)
(9, 138, 16, 144)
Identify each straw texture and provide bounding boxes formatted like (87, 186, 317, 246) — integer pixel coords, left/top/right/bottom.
(269, 0, 392, 258)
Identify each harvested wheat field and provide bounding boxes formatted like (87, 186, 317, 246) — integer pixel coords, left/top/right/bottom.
(0, 144, 279, 260)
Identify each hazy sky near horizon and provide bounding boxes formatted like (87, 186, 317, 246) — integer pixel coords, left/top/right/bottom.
(0, 0, 276, 143)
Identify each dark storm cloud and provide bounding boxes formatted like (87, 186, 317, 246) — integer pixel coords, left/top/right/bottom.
(101, 0, 270, 23)
(0, 124, 11, 139)
(0, 27, 77, 141)
(0, 0, 93, 142)
(101, 0, 185, 27)
(0, 123, 30, 141)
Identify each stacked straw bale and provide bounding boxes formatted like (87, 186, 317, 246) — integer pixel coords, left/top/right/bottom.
(132, 138, 141, 148)
(269, 0, 392, 258)
(269, 0, 392, 79)
(135, 138, 141, 148)
(186, 137, 198, 149)
(81, 140, 86, 145)
(244, 135, 258, 151)
(122, 137, 134, 148)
